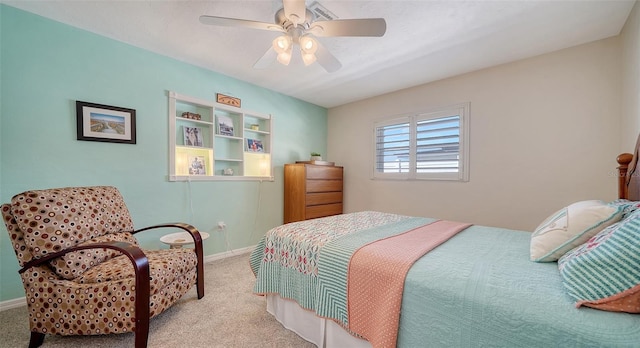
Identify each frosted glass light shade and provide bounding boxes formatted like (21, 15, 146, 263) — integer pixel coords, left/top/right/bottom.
(273, 35, 293, 65)
(273, 35, 292, 54)
(277, 51, 292, 65)
(302, 53, 317, 66)
(299, 35, 318, 55)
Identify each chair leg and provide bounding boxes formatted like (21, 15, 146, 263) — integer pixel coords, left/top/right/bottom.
(135, 321, 149, 348)
(134, 283, 150, 348)
(195, 241, 205, 299)
(28, 332, 45, 348)
(197, 259, 204, 299)
(129, 246, 150, 348)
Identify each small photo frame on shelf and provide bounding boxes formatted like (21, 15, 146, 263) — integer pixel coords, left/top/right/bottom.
(183, 126, 204, 147)
(217, 115, 234, 136)
(188, 155, 207, 175)
(76, 101, 136, 144)
(246, 138, 264, 153)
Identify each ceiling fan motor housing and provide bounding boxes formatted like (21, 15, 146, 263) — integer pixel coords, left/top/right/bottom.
(275, 8, 314, 32)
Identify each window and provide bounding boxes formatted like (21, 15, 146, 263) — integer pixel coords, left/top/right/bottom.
(373, 103, 469, 181)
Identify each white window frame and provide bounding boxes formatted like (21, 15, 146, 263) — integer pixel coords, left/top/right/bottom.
(372, 102, 470, 181)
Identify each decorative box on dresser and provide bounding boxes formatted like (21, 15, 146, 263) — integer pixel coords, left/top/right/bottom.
(283, 162, 344, 223)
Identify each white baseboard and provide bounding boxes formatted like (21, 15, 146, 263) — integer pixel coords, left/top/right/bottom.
(0, 245, 256, 312)
(203, 245, 255, 263)
(0, 297, 26, 312)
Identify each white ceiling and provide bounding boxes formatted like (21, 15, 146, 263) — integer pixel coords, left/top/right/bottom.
(2, 0, 635, 108)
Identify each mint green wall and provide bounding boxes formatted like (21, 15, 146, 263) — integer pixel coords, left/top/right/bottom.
(0, 5, 327, 302)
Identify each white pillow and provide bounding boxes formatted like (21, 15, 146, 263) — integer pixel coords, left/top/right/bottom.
(530, 200, 623, 262)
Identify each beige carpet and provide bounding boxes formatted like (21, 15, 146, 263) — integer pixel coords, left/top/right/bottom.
(0, 253, 316, 348)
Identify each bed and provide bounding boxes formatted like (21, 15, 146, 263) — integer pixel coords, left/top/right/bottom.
(249, 151, 640, 347)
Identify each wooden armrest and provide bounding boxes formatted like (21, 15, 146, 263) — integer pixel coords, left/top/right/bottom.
(19, 241, 149, 275)
(133, 222, 203, 245)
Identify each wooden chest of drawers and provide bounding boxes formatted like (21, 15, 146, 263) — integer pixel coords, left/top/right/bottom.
(283, 163, 343, 223)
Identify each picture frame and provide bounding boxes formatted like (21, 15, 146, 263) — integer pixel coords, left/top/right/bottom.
(246, 138, 264, 153)
(217, 115, 234, 136)
(76, 101, 136, 144)
(188, 155, 207, 175)
(183, 126, 204, 147)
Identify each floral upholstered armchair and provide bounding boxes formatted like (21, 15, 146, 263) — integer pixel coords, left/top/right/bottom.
(1, 186, 205, 348)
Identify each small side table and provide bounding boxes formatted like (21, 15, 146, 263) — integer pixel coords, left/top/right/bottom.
(160, 231, 210, 249)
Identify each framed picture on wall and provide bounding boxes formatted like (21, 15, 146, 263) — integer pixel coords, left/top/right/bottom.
(76, 101, 136, 144)
(183, 126, 204, 147)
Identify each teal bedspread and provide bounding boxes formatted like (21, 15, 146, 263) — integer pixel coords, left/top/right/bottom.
(251, 212, 640, 347)
(399, 224, 640, 347)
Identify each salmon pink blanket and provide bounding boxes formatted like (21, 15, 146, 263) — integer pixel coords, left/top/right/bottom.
(347, 220, 472, 348)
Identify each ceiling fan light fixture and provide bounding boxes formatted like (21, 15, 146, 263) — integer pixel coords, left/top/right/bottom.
(200, 0, 387, 73)
(273, 35, 292, 54)
(277, 50, 293, 66)
(273, 35, 293, 66)
(302, 52, 317, 66)
(299, 35, 318, 55)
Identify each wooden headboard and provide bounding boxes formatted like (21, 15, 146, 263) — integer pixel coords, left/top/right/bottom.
(618, 153, 633, 199)
(618, 143, 640, 201)
(617, 134, 640, 200)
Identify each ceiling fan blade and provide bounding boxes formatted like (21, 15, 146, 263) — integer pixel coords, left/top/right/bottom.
(253, 46, 277, 69)
(314, 41, 342, 73)
(283, 0, 306, 26)
(310, 18, 387, 37)
(199, 15, 284, 32)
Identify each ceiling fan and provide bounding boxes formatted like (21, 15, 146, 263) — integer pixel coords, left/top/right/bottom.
(199, 0, 386, 73)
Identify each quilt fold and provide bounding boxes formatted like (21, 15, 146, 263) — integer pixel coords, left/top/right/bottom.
(347, 220, 472, 348)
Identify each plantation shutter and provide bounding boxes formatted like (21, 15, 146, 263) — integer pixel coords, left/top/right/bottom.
(372, 102, 468, 181)
(415, 115, 460, 173)
(375, 119, 411, 175)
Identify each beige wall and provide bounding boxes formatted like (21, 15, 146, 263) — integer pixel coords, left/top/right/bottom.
(327, 37, 622, 231)
(621, 1, 640, 151)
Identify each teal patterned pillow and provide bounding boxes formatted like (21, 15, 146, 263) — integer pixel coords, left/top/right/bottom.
(558, 211, 640, 313)
(607, 199, 640, 218)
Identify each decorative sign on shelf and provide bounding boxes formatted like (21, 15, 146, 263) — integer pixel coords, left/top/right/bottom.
(216, 93, 241, 108)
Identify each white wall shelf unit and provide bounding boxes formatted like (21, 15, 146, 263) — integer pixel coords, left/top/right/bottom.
(168, 91, 274, 181)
